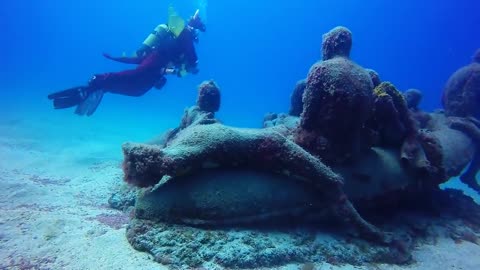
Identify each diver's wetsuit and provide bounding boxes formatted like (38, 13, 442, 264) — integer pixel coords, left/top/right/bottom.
(93, 28, 199, 96)
(93, 50, 169, 97)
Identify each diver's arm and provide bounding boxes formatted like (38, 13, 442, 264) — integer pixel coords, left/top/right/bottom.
(184, 45, 198, 73)
(102, 53, 145, 64)
(183, 46, 199, 74)
(103, 22, 175, 65)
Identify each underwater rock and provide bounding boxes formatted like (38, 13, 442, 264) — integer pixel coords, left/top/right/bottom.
(298, 56, 373, 163)
(366, 69, 381, 88)
(403, 88, 422, 110)
(289, 79, 307, 116)
(134, 169, 329, 225)
(197, 80, 221, 113)
(126, 219, 407, 269)
(126, 143, 425, 230)
(322, 26, 352, 60)
(442, 49, 480, 118)
(126, 188, 480, 269)
(334, 147, 414, 201)
(134, 147, 415, 225)
(108, 183, 137, 211)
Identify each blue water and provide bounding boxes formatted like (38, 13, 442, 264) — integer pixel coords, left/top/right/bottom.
(3, 0, 479, 129)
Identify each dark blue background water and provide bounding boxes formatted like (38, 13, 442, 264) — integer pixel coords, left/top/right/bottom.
(2, 0, 479, 139)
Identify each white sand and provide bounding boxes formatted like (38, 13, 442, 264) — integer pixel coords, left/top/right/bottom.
(1, 118, 479, 270)
(0, 117, 165, 270)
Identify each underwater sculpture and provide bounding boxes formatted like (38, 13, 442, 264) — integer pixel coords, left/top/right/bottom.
(448, 116, 480, 192)
(288, 79, 307, 117)
(118, 28, 480, 268)
(403, 88, 422, 110)
(296, 27, 374, 164)
(442, 49, 480, 118)
(441, 50, 480, 192)
(123, 123, 384, 240)
(366, 68, 381, 88)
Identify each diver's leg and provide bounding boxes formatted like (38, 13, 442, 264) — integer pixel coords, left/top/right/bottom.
(91, 51, 168, 96)
(47, 68, 160, 115)
(89, 69, 161, 97)
(48, 51, 167, 115)
(460, 150, 480, 192)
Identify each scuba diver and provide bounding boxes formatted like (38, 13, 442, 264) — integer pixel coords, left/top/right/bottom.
(48, 7, 206, 116)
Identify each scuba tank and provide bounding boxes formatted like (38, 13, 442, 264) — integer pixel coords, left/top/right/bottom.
(142, 24, 171, 50)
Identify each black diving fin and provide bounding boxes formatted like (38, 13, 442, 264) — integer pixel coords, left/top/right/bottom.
(48, 86, 89, 109)
(48, 86, 104, 116)
(74, 90, 104, 116)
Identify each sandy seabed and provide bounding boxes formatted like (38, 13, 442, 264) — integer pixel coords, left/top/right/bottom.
(1, 118, 479, 270)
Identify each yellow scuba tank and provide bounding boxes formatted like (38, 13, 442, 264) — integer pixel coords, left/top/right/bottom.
(142, 24, 170, 49)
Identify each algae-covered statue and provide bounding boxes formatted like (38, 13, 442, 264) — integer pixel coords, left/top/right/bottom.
(113, 28, 480, 269)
